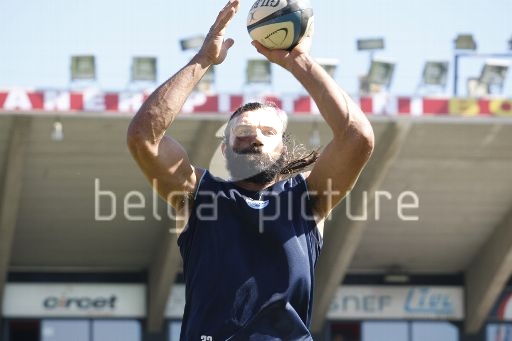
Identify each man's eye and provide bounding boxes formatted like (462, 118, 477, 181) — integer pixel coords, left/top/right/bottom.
(262, 128, 277, 136)
(234, 126, 254, 137)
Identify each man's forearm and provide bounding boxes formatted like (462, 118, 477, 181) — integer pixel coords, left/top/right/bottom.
(288, 54, 368, 136)
(128, 55, 211, 144)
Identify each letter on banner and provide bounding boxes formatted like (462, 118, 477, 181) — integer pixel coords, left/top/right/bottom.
(448, 98, 479, 116)
(490, 99, 512, 116)
(4, 89, 32, 110)
(83, 89, 106, 111)
(118, 92, 144, 113)
(44, 90, 71, 111)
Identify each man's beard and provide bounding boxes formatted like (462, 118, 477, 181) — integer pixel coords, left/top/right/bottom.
(225, 145, 287, 185)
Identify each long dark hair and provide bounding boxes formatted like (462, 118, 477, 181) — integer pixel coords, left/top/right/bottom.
(224, 102, 319, 176)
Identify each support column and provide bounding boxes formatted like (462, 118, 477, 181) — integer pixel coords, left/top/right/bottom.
(465, 205, 512, 334)
(0, 117, 31, 313)
(146, 227, 180, 333)
(311, 121, 411, 333)
(0, 117, 31, 338)
(145, 120, 221, 333)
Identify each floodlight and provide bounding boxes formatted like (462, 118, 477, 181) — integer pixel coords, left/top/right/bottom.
(454, 34, 477, 51)
(317, 58, 339, 78)
(358, 75, 370, 95)
(421, 61, 449, 86)
(246, 59, 272, 84)
(467, 77, 488, 97)
(71, 55, 96, 81)
(479, 60, 509, 87)
(356, 38, 384, 51)
(131, 57, 157, 82)
(180, 36, 205, 51)
(367, 59, 395, 87)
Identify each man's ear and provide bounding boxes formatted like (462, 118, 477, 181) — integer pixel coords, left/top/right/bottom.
(221, 141, 226, 157)
(279, 138, 287, 154)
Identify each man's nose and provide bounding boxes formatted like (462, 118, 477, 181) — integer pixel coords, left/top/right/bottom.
(252, 129, 265, 145)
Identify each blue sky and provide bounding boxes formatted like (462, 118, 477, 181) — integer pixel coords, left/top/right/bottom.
(1, 0, 511, 96)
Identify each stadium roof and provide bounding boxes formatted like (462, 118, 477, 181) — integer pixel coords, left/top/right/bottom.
(1, 103, 512, 334)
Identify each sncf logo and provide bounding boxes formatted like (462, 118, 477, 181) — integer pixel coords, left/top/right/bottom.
(43, 295, 117, 310)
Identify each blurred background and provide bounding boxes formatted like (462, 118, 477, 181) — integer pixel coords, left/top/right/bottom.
(1, 0, 512, 340)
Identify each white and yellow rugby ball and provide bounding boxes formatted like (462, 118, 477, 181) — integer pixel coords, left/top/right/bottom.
(247, 0, 314, 50)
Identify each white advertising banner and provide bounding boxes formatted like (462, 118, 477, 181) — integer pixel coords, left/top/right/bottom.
(165, 284, 464, 320)
(2, 283, 146, 318)
(165, 284, 186, 318)
(327, 286, 464, 320)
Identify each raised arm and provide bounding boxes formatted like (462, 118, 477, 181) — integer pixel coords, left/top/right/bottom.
(126, 0, 240, 209)
(252, 34, 375, 221)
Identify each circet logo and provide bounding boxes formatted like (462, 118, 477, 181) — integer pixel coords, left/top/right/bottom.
(43, 295, 117, 310)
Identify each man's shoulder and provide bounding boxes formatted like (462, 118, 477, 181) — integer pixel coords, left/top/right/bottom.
(300, 171, 311, 179)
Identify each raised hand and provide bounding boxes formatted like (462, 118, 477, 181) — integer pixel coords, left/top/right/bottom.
(198, 0, 240, 66)
(250, 21, 314, 71)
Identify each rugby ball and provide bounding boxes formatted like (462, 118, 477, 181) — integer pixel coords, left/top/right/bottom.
(247, 0, 314, 50)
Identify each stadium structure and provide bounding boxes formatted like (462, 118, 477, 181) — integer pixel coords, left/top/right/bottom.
(1, 87, 512, 341)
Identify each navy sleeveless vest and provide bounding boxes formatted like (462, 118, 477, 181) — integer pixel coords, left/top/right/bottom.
(177, 171, 323, 340)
